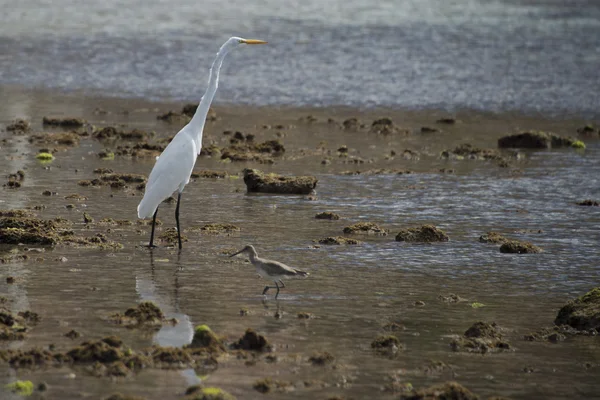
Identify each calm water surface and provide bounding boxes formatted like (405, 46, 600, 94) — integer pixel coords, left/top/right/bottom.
(1, 0, 600, 116)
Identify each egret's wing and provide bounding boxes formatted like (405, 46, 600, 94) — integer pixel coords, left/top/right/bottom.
(262, 259, 299, 276)
(137, 131, 197, 218)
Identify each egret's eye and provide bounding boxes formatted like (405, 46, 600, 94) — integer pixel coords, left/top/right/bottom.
(238, 39, 244, 43)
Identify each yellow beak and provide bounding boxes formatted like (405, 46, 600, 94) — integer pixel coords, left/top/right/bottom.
(242, 39, 268, 45)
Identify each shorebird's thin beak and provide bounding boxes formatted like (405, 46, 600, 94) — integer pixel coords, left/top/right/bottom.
(229, 249, 245, 257)
(242, 39, 267, 45)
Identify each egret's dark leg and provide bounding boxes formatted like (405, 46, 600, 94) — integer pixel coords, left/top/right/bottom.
(274, 281, 280, 299)
(175, 192, 182, 250)
(278, 279, 285, 288)
(148, 208, 159, 248)
(262, 286, 270, 295)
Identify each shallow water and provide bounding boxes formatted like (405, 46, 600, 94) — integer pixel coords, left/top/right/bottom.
(0, 91, 600, 399)
(1, 0, 600, 116)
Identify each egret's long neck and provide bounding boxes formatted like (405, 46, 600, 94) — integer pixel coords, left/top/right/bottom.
(189, 45, 231, 153)
(248, 249, 258, 262)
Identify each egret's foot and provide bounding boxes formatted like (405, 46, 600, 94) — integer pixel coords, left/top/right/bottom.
(146, 244, 158, 249)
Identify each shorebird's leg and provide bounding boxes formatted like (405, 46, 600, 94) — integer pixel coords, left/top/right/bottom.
(175, 192, 183, 250)
(274, 281, 280, 299)
(262, 286, 270, 295)
(148, 208, 159, 248)
(278, 279, 285, 288)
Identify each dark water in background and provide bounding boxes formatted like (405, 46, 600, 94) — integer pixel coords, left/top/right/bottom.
(1, 0, 600, 116)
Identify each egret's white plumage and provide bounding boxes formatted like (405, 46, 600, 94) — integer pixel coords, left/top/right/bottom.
(137, 37, 267, 249)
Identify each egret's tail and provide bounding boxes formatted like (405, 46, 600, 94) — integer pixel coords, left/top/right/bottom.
(137, 195, 157, 219)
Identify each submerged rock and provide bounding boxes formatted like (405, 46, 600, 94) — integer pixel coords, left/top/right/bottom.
(369, 118, 409, 135)
(554, 287, 600, 331)
(395, 225, 449, 243)
(231, 328, 269, 351)
(450, 321, 511, 354)
(343, 222, 388, 235)
(29, 131, 81, 146)
(479, 232, 509, 244)
(308, 351, 335, 366)
(109, 302, 168, 328)
(576, 199, 599, 206)
(6, 119, 31, 133)
(399, 381, 478, 400)
(158, 228, 188, 245)
(315, 212, 340, 220)
(318, 236, 361, 245)
(42, 116, 86, 128)
(191, 170, 230, 179)
(371, 335, 402, 350)
(577, 125, 599, 135)
(243, 168, 318, 195)
(436, 117, 458, 124)
(0, 306, 38, 341)
(340, 168, 412, 175)
(441, 143, 506, 161)
(78, 173, 147, 190)
(198, 223, 241, 234)
(498, 131, 578, 149)
(499, 240, 542, 254)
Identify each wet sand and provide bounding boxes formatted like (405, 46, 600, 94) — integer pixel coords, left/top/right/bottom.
(1, 85, 599, 400)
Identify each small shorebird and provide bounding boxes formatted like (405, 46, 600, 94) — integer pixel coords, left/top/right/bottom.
(229, 245, 309, 299)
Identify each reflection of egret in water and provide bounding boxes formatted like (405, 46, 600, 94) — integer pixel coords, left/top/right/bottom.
(135, 252, 197, 384)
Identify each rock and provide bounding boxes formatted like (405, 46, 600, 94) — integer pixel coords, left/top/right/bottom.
(479, 232, 509, 244)
(341, 168, 412, 175)
(499, 240, 542, 254)
(6, 119, 31, 133)
(343, 222, 388, 235)
(342, 118, 359, 130)
(369, 118, 409, 135)
(191, 170, 230, 179)
(156, 111, 189, 123)
(371, 335, 402, 349)
(42, 116, 86, 128)
(189, 325, 225, 352)
(231, 328, 269, 351)
(198, 224, 241, 234)
(435, 117, 458, 124)
(420, 126, 439, 133)
(576, 199, 599, 206)
(554, 287, 600, 331)
(308, 351, 335, 366)
(395, 225, 449, 242)
(497, 131, 577, 149)
(242, 168, 317, 195)
(399, 381, 478, 400)
(438, 293, 467, 303)
(315, 212, 340, 220)
(184, 387, 235, 400)
(93, 126, 150, 141)
(450, 322, 511, 354)
(318, 236, 361, 245)
(252, 378, 291, 394)
(109, 302, 168, 328)
(181, 104, 217, 121)
(576, 125, 598, 135)
(441, 143, 505, 161)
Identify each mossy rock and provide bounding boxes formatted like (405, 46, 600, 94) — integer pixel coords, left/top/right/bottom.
(479, 232, 508, 244)
(199, 223, 241, 234)
(308, 351, 335, 366)
(395, 225, 448, 242)
(554, 287, 600, 331)
(185, 387, 235, 400)
(158, 228, 188, 245)
(0, 228, 58, 245)
(318, 236, 361, 245)
(576, 199, 599, 206)
(4, 380, 34, 396)
(6, 119, 30, 133)
(369, 118, 409, 135)
(315, 211, 340, 220)
(371, 335, 401, 349)
(43, 116, 86, 127)
(231, 328, 269, 351)
(499, 240, 541, 254)
(441, 143, 503, 161)
(399, 381, 479, 400)
(109, 301, 166, 328)
(497, 131, 576, 149)
(243, 168, 317, 195)
(450, 322, 510, 354)
(104, 394, 147, 400)
(343, 222, 388, 235)
(189, 325, 225, 352)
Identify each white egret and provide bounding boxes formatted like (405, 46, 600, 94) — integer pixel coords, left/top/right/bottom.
(229, 245, 309, 299)
(137, 37, 267, 249)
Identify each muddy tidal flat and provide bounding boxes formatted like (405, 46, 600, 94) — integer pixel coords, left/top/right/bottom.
(1, 86, 600, 400)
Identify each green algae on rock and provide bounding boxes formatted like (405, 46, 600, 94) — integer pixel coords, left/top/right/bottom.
(395, 225, 448, 242)
(498, 131, 578, 149)
(243, 168, 318, 195)
(554, 287, 600, 331)
(185, 387, 235, 400)
(343, 222, 388, 235)
(4, 380, 34, 396)
(189, 325, 226, 353)
(450, 321, 511, 354)
(499, 240, 542, 254)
